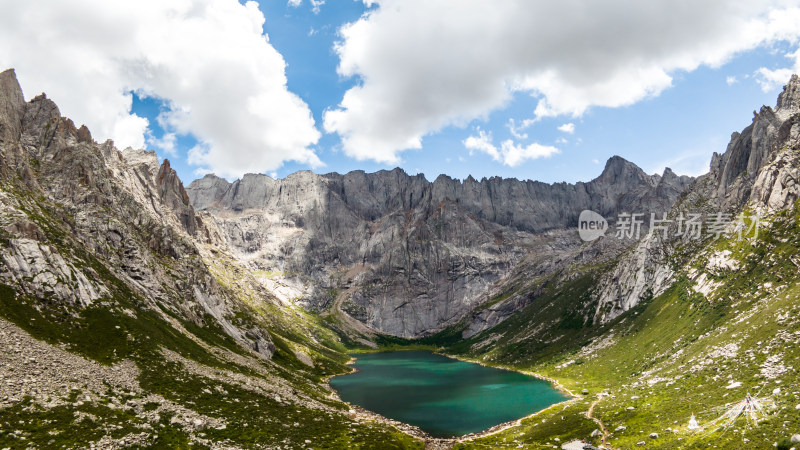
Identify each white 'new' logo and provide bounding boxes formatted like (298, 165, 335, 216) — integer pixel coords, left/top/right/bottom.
(578, 210, 607, 242)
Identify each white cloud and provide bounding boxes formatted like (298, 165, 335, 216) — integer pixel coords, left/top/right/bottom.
(557, 123, 576, 134)
(0, 0, 321, 179)
(726, 75, 738, 85)
(506, 118, 530, 140)
(464, 131, 498, 159)
(555, 137, 568, 145)
(756, 48, 800, 92)
(501, 141, 560, 167)
(288, 0, 325, 14)
(463, 130, 559, 167)
(147, 131, 178, 156)
(649, 146, 717, 177)
(592, 159, 600, 164)
(325, 0, 800, 164)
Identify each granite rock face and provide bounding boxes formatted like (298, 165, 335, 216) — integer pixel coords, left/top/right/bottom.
(591, 74, 800, 322)
(0, 69, 275, 359)
(0, 69, 25, 143)
(704, 74, 800, 208)
(188, 151, 692, 337)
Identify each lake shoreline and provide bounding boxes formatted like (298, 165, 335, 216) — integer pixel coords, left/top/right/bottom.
(322, 349, 579, 448)
(434, 351, 580, 443)
(321, 356, 440, 444)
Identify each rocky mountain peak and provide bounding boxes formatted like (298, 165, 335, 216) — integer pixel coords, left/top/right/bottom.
(0, 68, 26, 142)
(76, 124, 92, 144)
(157, 159, 190, 205)
(776, 73, 800, 112)
(597, 155, 651, 185)
(185, 174, 232, 211)
(707, 73, 800, 206)
(156, 158, 197, 235)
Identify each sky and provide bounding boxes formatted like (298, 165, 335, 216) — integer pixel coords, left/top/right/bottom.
(2, 0, 800, 185)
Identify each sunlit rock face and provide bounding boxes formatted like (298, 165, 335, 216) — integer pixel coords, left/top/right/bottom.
(592, 75, 800, 323)
(0, 68, 275, 359)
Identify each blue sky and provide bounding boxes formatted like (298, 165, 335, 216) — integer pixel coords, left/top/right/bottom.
(133, 0, 795, 185)
(4, 1, 799, 185)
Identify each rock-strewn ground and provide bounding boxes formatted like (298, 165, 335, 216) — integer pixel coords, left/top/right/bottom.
(0, 317, 228, 448)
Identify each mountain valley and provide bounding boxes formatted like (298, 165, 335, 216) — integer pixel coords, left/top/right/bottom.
(1, 67, 800, 449)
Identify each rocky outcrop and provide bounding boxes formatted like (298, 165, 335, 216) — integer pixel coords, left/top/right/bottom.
(156, 158, 197, 235)
(704, 74, 800, 208)
(592, 74, 800, 321)
(751, 149, 800, 213)
(0, 69, 275, 359)
(0, 238, 110, 306)
(592, 231, 676, 323)
(749, 76, 800, 213)
(0, 69, 25, 143)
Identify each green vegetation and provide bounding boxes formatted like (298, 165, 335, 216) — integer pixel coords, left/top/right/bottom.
(2, 149, 800, 448)
(328, 202, 800, 448)
(0, 395, 196, 449)
(443, 203, 800, 448)
(0, 190, 423, 449)
(0, 278, 424, 448)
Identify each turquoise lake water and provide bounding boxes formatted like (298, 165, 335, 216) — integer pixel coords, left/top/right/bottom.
(328, 351, 569, 437)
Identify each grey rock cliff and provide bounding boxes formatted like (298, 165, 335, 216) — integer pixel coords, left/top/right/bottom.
(592, 74, 800, 322)
(704, 74, 800, 208)
(0, 69, 276, 358)
(188, 152, 692, 337)
(0, 69, 25, 143)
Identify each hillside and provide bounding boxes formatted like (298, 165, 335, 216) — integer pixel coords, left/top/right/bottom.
(438, 75, 800, 448)
(0, 68, 423, 449)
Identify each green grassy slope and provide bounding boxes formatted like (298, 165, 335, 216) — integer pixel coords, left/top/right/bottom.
(443, 203, 800, 448)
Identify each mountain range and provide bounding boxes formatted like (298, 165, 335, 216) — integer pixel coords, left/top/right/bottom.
(1, 66, 799, 448)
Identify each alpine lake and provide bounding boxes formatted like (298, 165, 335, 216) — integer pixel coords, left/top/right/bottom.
(329, 351, 570, 438)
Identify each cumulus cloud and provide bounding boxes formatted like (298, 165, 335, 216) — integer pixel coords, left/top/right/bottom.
(0, 0, 321, 179)
(146, 131, 178, 157)
(557, 123, 576, 134)
(463, 130, 559, 167)
(756, 48, 800, 92)
(325, 0, 800, 163)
